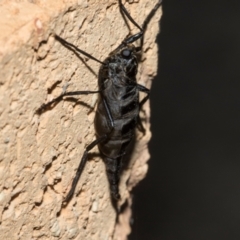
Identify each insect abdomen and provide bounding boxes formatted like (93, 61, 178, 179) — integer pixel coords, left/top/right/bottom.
(94, 84, 139, 199)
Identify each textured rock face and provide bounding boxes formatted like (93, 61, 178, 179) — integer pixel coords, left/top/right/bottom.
(0, 0, 162, 239)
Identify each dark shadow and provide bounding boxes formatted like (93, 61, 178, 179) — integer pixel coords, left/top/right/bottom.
(130, 0, 240, 239)
(36, 96, 94, 115)
(47, 80, 61, 94)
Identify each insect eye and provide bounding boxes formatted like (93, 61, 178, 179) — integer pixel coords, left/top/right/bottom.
(121, 49, 131, 58)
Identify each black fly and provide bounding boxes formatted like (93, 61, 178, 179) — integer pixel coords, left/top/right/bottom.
(36, 0, 162, 203)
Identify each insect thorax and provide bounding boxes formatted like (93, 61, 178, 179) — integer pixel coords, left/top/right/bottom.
(98, 44, 139, 89)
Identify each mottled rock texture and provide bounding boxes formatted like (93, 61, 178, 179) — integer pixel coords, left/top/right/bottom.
(0, 0, 162, 239)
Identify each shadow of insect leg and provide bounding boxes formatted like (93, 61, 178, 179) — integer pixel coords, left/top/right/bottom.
(36, 89, 100, 114)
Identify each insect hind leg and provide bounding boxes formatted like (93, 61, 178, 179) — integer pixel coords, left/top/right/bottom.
(63, 134, 107, 205)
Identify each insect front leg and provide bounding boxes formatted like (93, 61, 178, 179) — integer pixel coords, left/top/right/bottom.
(36, 34, 106, 115)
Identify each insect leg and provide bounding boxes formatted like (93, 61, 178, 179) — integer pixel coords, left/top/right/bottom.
(36, 90, 100, 114)
(63, 134, 107, 204)
(55, 35, 106, 65)
(103, 98, 114, 129)
(118, 0, 162, 48)
(63, 97, 115, 203)
(137, 84, 150, 134)
(137, 84, 150, 109)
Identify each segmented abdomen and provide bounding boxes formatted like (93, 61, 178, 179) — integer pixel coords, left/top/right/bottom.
(94, 83, 139, 199)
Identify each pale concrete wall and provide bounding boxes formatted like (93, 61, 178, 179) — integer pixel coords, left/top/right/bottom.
(0, 0, 162, 239)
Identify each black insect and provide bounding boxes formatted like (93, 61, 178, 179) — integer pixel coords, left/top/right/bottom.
(37, 0, 162, 204)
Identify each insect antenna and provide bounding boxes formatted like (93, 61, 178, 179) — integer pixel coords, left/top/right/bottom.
(118, 0, 142, 32)
(118, 0, 162, 51)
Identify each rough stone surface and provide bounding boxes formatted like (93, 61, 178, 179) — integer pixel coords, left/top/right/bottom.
(0, 0, 162, 239)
